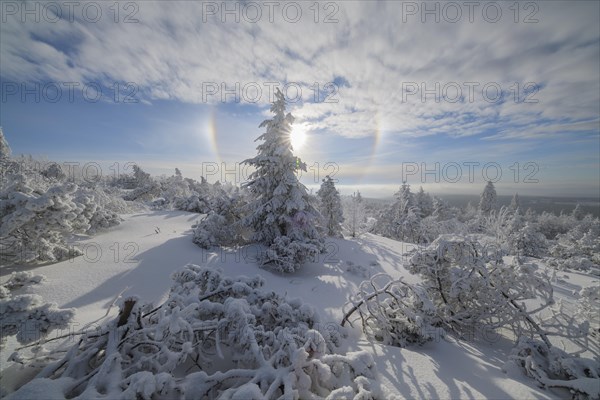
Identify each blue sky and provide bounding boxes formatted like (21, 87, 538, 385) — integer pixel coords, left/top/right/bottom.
(1, 1, 599, 198)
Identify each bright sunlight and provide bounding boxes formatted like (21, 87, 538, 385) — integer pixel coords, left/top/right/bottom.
(290, 124, 308, 150)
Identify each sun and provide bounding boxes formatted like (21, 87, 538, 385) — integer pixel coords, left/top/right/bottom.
(290, 125, 308, 150)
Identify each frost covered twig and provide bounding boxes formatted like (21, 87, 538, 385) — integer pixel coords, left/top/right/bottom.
(342, 273, 442, 347)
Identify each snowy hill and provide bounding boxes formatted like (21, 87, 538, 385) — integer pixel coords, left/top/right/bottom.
(4, 210, 593, 398)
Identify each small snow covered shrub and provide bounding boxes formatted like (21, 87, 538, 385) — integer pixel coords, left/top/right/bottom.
(12, 266, 378, 399)
(419, 216, 466, 244)
(549, 218, 600, 273)
(0, 272, 75, 348)
(504, 336, 600, 400)
(549, 257, 599, 275)
(576, 286, 600, 335)
(536, 211, 575, 240)
(174, 177, 216, 214)
(117, 164, 163, 204)
(88, 185, 132, 214)
(507, 222, 548, 258)
(193, 211, 238, 248)
(408, 235, 554, 339)
(192, 191, 248, 248)
(123, 181, 161, 202)
(175, 193, 211, 213)
(262, 234, 323, 273)
(72, 186, 122, 234)
(342, 274, 441, 347)
(159, 169, 193, 205)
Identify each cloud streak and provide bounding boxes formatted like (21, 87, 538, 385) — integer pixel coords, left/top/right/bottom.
(2, 1, 598, 141)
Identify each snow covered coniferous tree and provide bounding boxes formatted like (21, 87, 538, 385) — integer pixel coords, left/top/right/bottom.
(415, 186, 434, 218)
(510, 192, 521, 211)
(243, 89, 324, 272)
(479, 180, 497, 215)
(345, 190, 366, 238)
(317, 175, 344, 237)
(432, 196, 450, 220)
(0, 127, 11, 160)
(572, 203, 585, 221)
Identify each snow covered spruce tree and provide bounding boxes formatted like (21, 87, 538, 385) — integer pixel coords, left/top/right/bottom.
(317, 175, 344, 237)
(415, 186, 434, 218)
(479, 180, 497, 215)
(432, 196, 451, 220)
(373, 183, 422, 243)
(0, 127, 10, 160)
(0, 127, 15, 184)
(344, 191, 367, 238)
(572, 203, 585, 221)
(242, 89, 324, 272)
(510, 192, 521, 211)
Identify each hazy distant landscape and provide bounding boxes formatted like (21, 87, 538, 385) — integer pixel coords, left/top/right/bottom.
(438, 194, 600, 217)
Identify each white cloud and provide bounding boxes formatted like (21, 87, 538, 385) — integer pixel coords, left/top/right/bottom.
(1, 1, 598, 141)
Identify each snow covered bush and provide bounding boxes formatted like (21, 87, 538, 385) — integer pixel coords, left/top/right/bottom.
(11, 265, 378, 399)
(242, 89, 324, 272)
(193, 200, 246, 249)
(41, 163, 67, 181)
(175, 193, 211, 213)
(548, 257, 600, 275)
(1, 271, 75, 348)
(536, 211, 575, 240)
(481, 206, 514, 242)
(576, 286, 600, 334)
(72, 187, 122, 234)
(0, 158, 123, 265)
(173, 177, 215, 214)
(549, 217, 600, 272)
(504, 336, 599, 399)
(122, 180, 161, 202)
(408, 235, 554, 339)
(372, 183, 423, 243)
(85, 185, 132, 214)
(342, 274, 442, 347)
(545, 217, 599, 277)
(419, 216, 466, 244)
(317, 175, 344, 237)
(192, 187, 249, 248)
(0, 171, 84, 265)
(507, 222, 548, 259)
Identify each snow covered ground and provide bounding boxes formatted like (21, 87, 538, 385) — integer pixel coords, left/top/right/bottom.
(1, 210, 596, 398)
